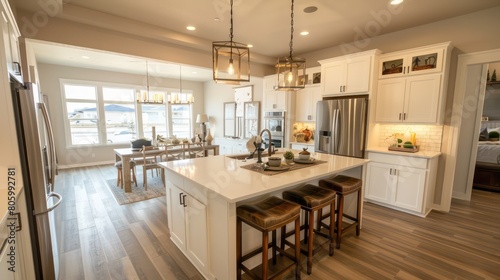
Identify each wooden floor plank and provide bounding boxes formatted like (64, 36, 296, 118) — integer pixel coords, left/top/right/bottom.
(79, 226, 111, 280)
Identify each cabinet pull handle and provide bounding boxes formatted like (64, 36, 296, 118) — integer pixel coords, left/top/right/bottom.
(390, 168, 392, 175)
(343, 85, 346, 92)
(403, 67, 405, 74)
(399, 113, 402, 120)
(339, 85, 342, 92)
(179, 193, 184, 205)
(183, 195, 187, 207)
(403, 113, 407, 120)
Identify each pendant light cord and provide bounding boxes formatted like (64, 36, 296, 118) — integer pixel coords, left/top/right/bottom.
(289, 0, 294, 59)
(146, 60, 150, 93)
(229, 0, 234, 43)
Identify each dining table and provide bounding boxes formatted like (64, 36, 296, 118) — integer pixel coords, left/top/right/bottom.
(114, 144, 220, 192)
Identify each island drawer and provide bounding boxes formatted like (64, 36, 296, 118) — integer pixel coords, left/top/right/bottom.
(367, 152, 428, 169)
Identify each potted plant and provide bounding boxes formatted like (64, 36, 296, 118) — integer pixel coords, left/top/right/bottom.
(283, 151, 295, 164)
(489, 131, 500, 141)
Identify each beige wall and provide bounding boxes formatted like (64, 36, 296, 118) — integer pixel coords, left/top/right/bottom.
(38, 63, 205, 167)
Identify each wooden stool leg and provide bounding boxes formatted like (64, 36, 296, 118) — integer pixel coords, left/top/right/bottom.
(316, 208, 323, 231)
(303, 209, 309, 245)
(306, 209, 314, 275)
(143, 168, 148, 191)
(272, 230, 277, 265)
(294, 218, 301, 280)
(280, 225, 286, 256)
(356, 190, 362, 236)
(237, 218, 242, 280)
(262, 230, 269, 280)
(336, 194, 344, 249)
(329, 201, 335, 256)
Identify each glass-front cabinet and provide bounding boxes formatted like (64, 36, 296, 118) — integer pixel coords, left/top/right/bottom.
(243, 101, 260, 139)
(379, 47, 444, 78)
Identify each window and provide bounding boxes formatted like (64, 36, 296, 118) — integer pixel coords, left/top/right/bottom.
(103, 87, 136, 144)
(61, 80, 194, 147)
(63, 84, 100, 145)
(170, 103, 191, 138)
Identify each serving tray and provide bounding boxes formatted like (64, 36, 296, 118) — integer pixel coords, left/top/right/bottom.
(293, 157, 316, 164)
(388, 146, 420, 153)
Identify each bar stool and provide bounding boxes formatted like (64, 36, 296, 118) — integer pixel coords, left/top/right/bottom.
(237, 196, 301, 280)
(282, 184, 336, 275)
(318, 175, 362, 249)
(114, 160, 137, 188)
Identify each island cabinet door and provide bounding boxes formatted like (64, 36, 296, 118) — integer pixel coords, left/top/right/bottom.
(167, 183, 187, 248)
(185, 195, 209, 274)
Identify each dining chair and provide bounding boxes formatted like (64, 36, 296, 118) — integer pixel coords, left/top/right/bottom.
(165, 143, 186, 161)
(185, 142, 206, 158)
(141, 145, 166, 190)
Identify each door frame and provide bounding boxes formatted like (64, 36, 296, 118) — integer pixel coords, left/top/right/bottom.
(441, 48, 500, 211)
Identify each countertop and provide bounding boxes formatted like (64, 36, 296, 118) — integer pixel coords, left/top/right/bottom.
(289, 141, 315, 145)
(158, 152, 369, 203)
(366, 146, 441, 159)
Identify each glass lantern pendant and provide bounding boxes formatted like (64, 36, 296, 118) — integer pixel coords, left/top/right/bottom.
(212, 0, 250, 84)
(276, 0, 306, 91)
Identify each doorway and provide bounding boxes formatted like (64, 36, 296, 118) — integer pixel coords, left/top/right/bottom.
(442, 48, 500, 211)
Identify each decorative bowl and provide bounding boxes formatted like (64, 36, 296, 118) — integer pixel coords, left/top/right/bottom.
(267, 157, 282, 167)
(298, 153, 310, 160)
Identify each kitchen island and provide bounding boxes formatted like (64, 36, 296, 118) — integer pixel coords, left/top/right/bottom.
(158, 152, 369, 280)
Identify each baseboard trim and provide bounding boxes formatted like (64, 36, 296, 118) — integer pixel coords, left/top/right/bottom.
(58, 160, 115, 169)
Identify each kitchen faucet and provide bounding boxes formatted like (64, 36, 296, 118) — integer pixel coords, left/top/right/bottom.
(245, 129, 274, 160)
(260, 128, 273, 156)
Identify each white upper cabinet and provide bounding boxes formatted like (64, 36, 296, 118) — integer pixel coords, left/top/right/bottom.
(319, 49, 381, 96)
(375, 74, 442, 123)
(375, 42, 453, 124)
(263, 74, 290, 111)
(295, 85, 321, 122)
(379, 47, 444, 79)
(0, 4, 22, 82)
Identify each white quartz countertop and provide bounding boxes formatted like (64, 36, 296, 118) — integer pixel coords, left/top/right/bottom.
(366, 146, 441, 158)
(289, 141, 315, 145)
(158, 152, 369, 203)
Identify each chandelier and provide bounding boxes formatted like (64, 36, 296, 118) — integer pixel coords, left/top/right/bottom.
(276, 0, 306, 91)
(168, 65, 194, 104)
(212, 0, 250, 84)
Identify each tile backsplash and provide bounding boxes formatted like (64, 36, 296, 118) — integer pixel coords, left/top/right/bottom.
(377, 124, 443, 152)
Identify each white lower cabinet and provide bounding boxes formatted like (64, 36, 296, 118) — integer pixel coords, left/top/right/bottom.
(364, 151, 439, 216)
(167, 181, 208, 275)
(290, 142, 315, 153)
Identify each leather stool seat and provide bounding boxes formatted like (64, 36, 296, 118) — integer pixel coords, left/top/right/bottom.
(318, 175, 362, 249)
(237, 196, 301, 280)
(282, 184, 336, 275)
(237, 196, 300, 229)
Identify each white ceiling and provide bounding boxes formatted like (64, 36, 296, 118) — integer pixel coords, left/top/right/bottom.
(13, 0, 500, 81)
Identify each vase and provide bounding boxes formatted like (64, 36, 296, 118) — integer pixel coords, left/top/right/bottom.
(205, 129, 213, 145)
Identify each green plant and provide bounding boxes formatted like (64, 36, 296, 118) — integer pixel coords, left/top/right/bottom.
(283, 151, 294, 160)
(489, 131, 500, 139)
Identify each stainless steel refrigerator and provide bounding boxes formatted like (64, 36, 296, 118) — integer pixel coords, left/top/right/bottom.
(11, 78, 61, 279)
(314, 95, 368, 158)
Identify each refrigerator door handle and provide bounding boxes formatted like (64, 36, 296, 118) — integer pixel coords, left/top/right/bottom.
(38, 102, 57, 191)
(34, 192, 63, 216)
(332, 109, 340, 154)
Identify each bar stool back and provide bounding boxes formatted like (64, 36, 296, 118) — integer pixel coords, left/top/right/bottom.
(237, 196, 301, 280)
(318, 175, 362, 249)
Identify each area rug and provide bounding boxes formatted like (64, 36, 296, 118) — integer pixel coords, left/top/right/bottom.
(106, 174, 166, 205)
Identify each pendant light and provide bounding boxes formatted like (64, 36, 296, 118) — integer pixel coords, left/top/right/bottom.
(168, 65, 194, 104)
(137, 61, 164, 103)
(212, 0, 250, 84)
(276, 0, 306, 91)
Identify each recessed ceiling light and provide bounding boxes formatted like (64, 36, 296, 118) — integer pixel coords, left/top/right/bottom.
(214, 18, 220, 22)
(303, 6, 318, 13)
(81, 55, 90, 59)
(390, 0, 404, 5)
(300, 31, 309, 36)
(192, 71, 197, 74)
(247, 44, 253, 48)
(186, 26, 196, 31)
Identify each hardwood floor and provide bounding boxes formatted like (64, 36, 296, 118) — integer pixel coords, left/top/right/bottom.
(55, 165, 500, 279)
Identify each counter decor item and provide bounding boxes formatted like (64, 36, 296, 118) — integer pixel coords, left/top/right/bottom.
(267, 157, 282, 167)
(205, 129, 213, 145)
(489, 131, 500, 141)
(283, 150, 295, 164)
(388, 145, 420, 153)
(295, 132, 305, 142)
(298, 148, 310, 160)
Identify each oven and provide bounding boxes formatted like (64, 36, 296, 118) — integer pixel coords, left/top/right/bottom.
(264, 111, 285, 148)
